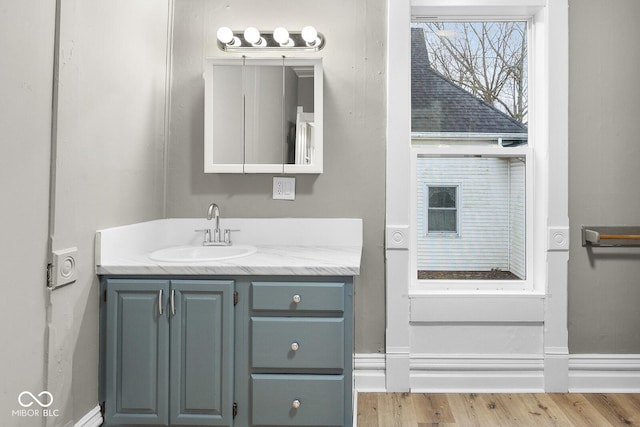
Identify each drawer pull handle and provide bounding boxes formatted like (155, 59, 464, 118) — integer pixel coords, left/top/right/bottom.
(292, 294, 301, 304)
(292, 399, 301, 409)
(290, 342, 300, 351)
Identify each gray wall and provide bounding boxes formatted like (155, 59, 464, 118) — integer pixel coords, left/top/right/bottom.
(45, 0, 170, 423)
(568, 0, 640, 353)
(167, 0, 387, 353)
(0, 1, 55, 424)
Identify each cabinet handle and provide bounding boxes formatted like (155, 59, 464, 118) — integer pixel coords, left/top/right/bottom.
(292, 294, 301, 304)
(158, 289, 163, 316)
(290, 342, 299, 352)
(170, 289, 176, 316)
(292, 399, 301, 409)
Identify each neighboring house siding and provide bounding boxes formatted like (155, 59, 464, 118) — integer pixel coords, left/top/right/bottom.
(417, 157, 516, 272)
(509, 158, 526, 279)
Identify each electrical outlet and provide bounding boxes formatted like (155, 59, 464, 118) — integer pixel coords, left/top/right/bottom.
(273, 177, 295, 200)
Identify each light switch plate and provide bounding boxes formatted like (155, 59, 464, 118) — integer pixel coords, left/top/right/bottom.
(273, 177, 295, 200)
(51, 247, 78, 289)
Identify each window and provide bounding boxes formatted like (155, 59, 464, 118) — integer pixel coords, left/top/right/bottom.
(426, 185, 457, 233)
(411, 20, 530, 285)
(386, 0, 569, 384)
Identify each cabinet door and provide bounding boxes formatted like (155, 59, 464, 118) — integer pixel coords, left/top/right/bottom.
(104, 279, 170, 426)
(170, 280, 234, 426)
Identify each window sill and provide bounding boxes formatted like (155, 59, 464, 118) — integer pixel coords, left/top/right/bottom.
(412, 279, 538, 294)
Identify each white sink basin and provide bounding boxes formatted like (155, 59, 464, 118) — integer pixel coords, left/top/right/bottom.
(149, 244, 257, 262)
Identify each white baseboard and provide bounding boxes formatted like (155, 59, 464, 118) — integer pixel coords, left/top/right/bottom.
(354, 353, 545, 392)
(409, 354, 544, 392)
(355, 353, 640, 393)
(544, 352, 569, 392)
(74, 404, 103, 427)
(569, 354, 640, 392)
(354, 353, 387, 392)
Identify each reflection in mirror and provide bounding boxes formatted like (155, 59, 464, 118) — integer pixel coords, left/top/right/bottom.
(285, 64, 315, 165)
(210, 64, 243, 166)
(204, 57, 322, 173)
(243, 62, 284, 165)
(285, 66, 315, 165)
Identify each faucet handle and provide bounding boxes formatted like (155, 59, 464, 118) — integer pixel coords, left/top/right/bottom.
(223, 229, 240, 244)
(194, 228, 211, 244)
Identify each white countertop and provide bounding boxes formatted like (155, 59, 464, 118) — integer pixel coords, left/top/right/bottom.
(96, 218, 362, 276)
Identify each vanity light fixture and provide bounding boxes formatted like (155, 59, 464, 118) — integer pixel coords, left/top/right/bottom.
(216, 26, 325, 51)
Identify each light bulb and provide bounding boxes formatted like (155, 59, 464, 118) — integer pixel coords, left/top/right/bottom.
(301, 26, 318, 45)
(273, 27, 291, 45)
(244, 27, 261, 44)
(216, 27, 234, 44)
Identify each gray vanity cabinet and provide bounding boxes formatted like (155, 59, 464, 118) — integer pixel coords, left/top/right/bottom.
(248, 281, 353, 426)
(100, 277, 353, 427)
(103, 278, 234, 427)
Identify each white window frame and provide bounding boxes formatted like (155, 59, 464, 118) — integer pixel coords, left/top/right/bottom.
(404, 6, 549, 296)
(424, 183, 459, 235)
(385, 0, 569, 392)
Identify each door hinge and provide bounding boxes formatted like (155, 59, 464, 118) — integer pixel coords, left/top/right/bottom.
(233, 291, 238, 306)
(103, 289, 107, 302)
(233, 402, 238, 419)
(46, 263, 53, 288)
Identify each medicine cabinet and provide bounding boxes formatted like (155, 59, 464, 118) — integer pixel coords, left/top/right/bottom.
(204, 57, 323, 174)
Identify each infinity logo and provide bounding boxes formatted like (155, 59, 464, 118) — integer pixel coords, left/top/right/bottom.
(18, 391, 54, 408)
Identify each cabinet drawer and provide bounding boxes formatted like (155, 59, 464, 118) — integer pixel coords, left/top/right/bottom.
(251, 317, 344, 370)
(251, 374, 344, 426)
(251, 282, 344, 313)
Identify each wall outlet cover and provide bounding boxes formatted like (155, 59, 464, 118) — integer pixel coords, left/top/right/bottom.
(273, 177, 295, 201)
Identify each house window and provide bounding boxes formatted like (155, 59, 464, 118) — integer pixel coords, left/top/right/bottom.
(411, 20, 530, 286)
(426, 186, 457, 233)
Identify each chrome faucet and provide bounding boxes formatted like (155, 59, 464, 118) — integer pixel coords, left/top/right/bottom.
(196, 203, 236, 246)
(207, 203, 221, 242)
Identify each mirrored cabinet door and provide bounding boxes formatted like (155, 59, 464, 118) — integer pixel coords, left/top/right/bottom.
(282, 58, 321, 173)
(204, 57, 323, 174)
(243, 60, 285, 171)
(207, 63, 244, 171)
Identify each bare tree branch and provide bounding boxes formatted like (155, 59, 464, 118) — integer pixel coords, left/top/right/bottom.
(420, 22, 528, 124)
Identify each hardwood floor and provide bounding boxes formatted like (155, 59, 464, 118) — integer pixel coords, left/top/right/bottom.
(357, 393, 640, 426)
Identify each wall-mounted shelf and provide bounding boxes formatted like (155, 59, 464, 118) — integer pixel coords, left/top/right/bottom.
(582, 226, 640, 247)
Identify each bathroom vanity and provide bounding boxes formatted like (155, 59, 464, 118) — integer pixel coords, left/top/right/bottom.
(96, 218, 361, 427)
